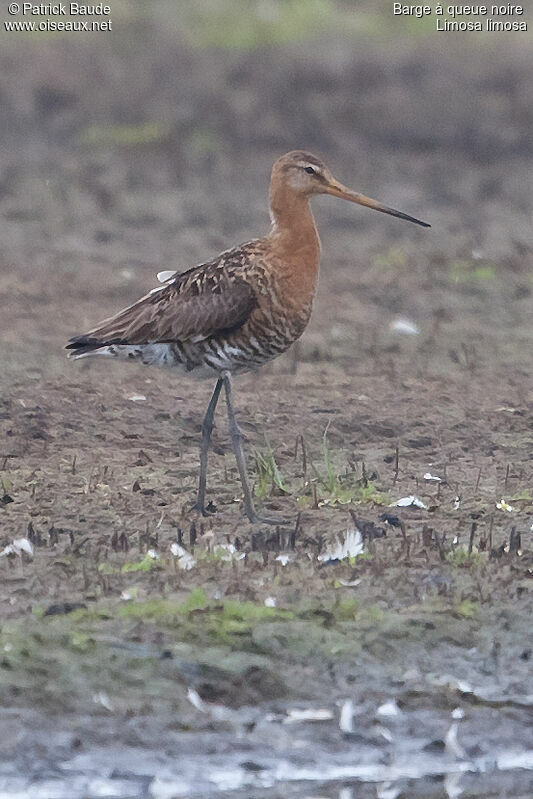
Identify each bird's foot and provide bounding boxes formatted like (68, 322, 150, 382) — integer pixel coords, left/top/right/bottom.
(246, 508, 295, 527)
(190, 500, 217, 517)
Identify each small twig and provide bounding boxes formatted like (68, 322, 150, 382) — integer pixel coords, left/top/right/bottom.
(300, 436, 308, 480)
(290, 512, 301, 550)
(398, 519, 410, 559)
(189, 521, 197, 550)
(72, 536, 90, 556)
(504, 463, 510, 492)
(509, 526, 521, 553)
(422, 524, 433, 549)
(393, 444, 399, 485)
(468, 522, 477, 555)
(434, 531, 447, 561)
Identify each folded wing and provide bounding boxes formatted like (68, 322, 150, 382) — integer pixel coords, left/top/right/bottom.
(66, 251, 258, 356)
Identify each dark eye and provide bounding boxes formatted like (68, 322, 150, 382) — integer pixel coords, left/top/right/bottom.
(304, 166, 316, 175)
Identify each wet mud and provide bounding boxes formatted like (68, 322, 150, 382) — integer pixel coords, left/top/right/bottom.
(0, 8, 532, 797)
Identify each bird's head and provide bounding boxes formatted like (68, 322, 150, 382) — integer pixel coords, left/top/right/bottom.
(272, 150, 430, 228)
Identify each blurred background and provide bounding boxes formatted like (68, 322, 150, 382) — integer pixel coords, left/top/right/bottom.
(1, 5, 533, 797)
(1, 0, 532, 383)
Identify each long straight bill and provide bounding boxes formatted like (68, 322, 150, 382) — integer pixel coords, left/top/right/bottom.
(325, 180, 431, 228)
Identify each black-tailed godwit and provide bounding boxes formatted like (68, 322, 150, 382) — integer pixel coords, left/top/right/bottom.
(67, 151, 429, 524)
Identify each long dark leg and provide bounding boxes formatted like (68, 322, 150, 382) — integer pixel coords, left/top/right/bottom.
(223, 372, 290, 526)
(192, 378, 223, 515)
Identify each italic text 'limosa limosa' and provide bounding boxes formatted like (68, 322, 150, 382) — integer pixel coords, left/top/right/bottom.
(67, 151, 430, 524)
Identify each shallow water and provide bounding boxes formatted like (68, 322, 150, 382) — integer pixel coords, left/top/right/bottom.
(2, 692, 532, 798)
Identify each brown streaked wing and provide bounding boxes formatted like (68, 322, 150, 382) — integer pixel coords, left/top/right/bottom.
(67, 254, 258, 350)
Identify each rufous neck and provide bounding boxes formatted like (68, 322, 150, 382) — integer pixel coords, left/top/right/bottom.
(267, 181, 320, 256)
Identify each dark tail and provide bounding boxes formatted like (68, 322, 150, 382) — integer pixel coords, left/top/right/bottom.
(65, 335, 109, 357)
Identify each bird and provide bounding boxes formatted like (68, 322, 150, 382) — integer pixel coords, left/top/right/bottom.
(66, 151, 430, 525)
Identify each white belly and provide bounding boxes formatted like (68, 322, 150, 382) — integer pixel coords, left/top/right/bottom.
(72, 341, 262, 377)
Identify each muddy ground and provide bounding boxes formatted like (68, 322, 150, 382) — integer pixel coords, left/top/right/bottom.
(0, 5, 532, 797)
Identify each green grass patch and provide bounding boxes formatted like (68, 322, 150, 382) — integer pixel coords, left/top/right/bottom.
(455, 599, 478, 619)
(446, 549, 485, 568)
(182, 0, 334, 50)
(306, 428, 389, 507)
(254, 442, 290, 499)
(98, 552, 161, 575)
(118, 588, 208, 623)
(510, 488, 532, 504)
(115, 590, 294, 647)
(449, 260, 496, 285)
(372, 247, 409, 271)
(254, 429, 388, 507)
(78, 122, 171, 148)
